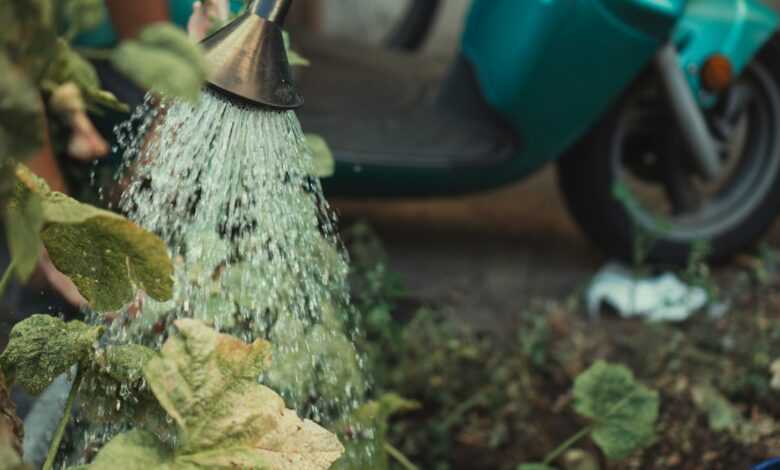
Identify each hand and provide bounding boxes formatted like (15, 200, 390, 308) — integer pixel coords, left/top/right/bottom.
(188, 0, 230, 42)
(38, 249, 88, 309)
(50, 83, 109, 161)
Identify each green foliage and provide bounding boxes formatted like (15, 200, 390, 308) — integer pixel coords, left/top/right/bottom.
(306, 134, 334, 178)
(517, 465, 557, 470)
(334, 393, 419, 470)
(0, 0, 57, 78)
(0, 315, 102, 395)
(283, 30, 310, 67)
(0, 52, 45, 187)
(573, 361, 659, 460)
(111, 24, 207, 103)
(80, 343, 164, 432)
(96, 344, 156, 384)
(691, 384, 739, 432)
(60, 0, 105, 38)
(45, 39, 99, 91)
(81, 319, 345, 470)
(14, 165, 174, 311)
(5, 178, 43, 281)
(43, 39, 127, 112)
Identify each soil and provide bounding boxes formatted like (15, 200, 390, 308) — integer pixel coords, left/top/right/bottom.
(336, 168, 780, 469)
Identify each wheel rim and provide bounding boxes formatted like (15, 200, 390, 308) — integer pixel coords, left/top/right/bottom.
(609, 61, 780, 242)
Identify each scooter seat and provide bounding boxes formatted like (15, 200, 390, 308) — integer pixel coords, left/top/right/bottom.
(294, 34, 518, 169)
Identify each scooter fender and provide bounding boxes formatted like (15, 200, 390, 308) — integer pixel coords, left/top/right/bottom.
(461, 0, 777, 183)
(674, 0, 779, 107)
(462, 0, 687, 179)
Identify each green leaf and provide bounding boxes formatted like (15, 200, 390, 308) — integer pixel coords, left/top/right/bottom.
(14, 165, 174, 311)
(306, 134, 334, 178)
(80, 429, 171, 467)
(83, 87, 130, 113)
(0, 0, 57, 79)
(573, 361, 659, 460)
(84, 319, 345, 469)
(283, 31, 310, 67)
(333, 394, 419, 470)
(691, 385, 739, 432)
(5, 177, 43, 281)
(44, 39, 100, 91)
(0, 53, 46, 166)
(517, 465, 557, 470)
(42, 39, 128, 112)
(61, 0, 106, 36)
(0, 315, 102, 395)
(111, 24, 207, 102)
(96, 344, 156, 384)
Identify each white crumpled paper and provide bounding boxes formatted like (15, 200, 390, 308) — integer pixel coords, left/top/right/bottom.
(586, 263, 709, 322)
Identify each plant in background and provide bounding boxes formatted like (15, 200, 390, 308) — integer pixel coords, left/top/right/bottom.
(73, 319, 344, 470)
(0, 316, 345, 470)
(519, 361, 659, 470)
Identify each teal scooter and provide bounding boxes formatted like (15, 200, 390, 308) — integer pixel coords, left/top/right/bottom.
(293, 0, 780, 263)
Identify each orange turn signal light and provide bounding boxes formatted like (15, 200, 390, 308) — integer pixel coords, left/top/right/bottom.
(700, 54, 733, 93)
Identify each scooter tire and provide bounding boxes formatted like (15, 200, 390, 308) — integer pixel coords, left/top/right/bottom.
(557, 36, 780, 265)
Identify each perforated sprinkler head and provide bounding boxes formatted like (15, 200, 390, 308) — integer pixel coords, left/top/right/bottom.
(201, 0, 304, 109)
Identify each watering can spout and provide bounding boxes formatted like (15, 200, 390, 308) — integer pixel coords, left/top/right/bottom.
(201, 0, 303, 109)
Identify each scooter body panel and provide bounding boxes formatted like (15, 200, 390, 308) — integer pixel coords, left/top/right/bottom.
(322, 0, 778, 197)
(461, 0, 685, 181)
(674, 0, 778, 106)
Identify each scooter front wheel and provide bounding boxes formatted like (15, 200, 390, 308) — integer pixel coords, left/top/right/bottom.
(558, 38, 780, 264)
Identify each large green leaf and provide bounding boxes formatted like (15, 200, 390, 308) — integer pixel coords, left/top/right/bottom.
(573, 361, 659, 460)
(5, 177, 43, 281)
(84, 319, 345, 469)
(305, 134, 334, 179)
(111, 24, 207, 102)
(82, 344, 165, 432)
(0, 315, 102, 395)
(15, 165, 174, 311)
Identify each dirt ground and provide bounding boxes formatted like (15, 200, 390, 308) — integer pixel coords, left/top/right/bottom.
(333, 167, 701, 329)
(334, 167, 780, 469)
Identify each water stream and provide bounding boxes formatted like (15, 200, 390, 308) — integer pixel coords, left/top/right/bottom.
(75, 89, 369, 463)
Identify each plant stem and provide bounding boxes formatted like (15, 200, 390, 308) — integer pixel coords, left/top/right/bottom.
(384, 443, 419, 470)
(74, 48, 115, 61)
(543, 425, 593, 465)
(0, 261, 15, 298)
(43, 366, 83, 470)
